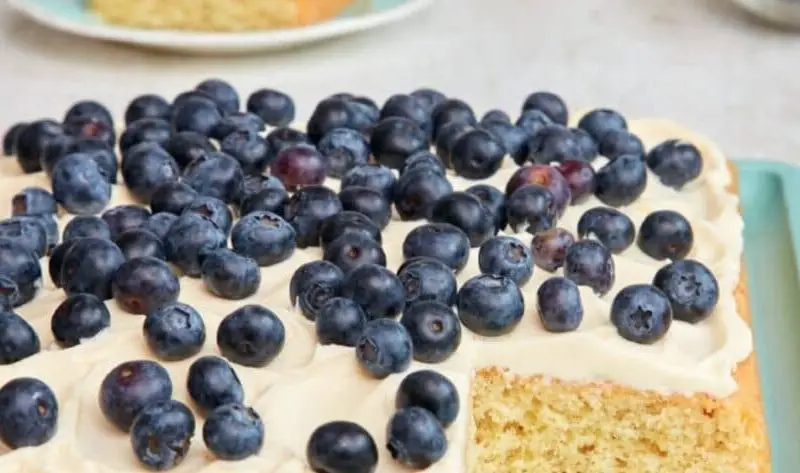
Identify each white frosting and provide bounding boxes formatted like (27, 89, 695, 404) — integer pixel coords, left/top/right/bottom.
(0, 117, 750, 473)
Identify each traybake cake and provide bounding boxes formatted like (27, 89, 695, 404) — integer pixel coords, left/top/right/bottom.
(0, 83, 769, 473)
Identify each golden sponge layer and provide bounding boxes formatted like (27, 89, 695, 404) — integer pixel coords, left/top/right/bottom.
(88, 0, 358, 31)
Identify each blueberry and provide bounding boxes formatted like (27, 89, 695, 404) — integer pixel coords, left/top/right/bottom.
(247, 88, 295, 126)
(50, 293, 110, 348)
(599, 129, 645, 160)
(556, 159, 597, 204)
(164, 212, 227, 277)
(638, 210, 694, 261)
(236, 173, 286, 206)
(99, 360, 173, 432)
(324, 232, 387, 274)
(338, 187, 392, 230)
(0, 216, 48, 258)
(0, 378, 58, 449)
(145, 213, 179, 241)
(187, 356, 244, 414)
(218, 305, 285, 367)
(434, 121, 473, 168)
(522, 91, 568, 125)
(39, 133, 75, 176)
(395, 370, 459, 428)
(0, 276, 17, 311)
(130, 400, 195, 470)
(34, 214, 60, 253)
(265, 127, 312, 159)
(307, 98, 357, 145)
(381, 94, 433, 139)
(527, 124, 583, 164)
(183, 195, 233, 235)
(120, 118, 172, 153)
(479, 120, 528, 158)
(342, 264, 405, 320)
(531, 227, 575, 272)
(220, 129, 270, 175)
(66, 138, 118, 183)
(652, 259, 719, 324)
(401, 151, 445, 177)
(143, 302, 206, 361)
(112, 257, 180, 315)
(449, 128, 505, 180)
(149, 181, 197, 216)
(63, 117, 116, 149)
(165, 131, 215, 169)
(400, 301, 461, 364)
(563, 240, 615, 296)
(370, 117, 428, 170)
(182, 152, 245, 204)
(515, 109, 552, 140)
(430, 192, 494, 247)
(572, 127, 599, 161)
(348, 97, 381, 135)
(403, 223, 469, 272)
(196, 78, 240, 115)
(2, 122, 27, 156)
(646, 140, 703, 189)
(102, 205, 153, 240)
(536, 277, 583, 332)
(240, 187, 289, 218)
(51, 153, 112, 215)
(290, 260, 345, 321)
(269, 144, 327, 192)
(465, 184, 506, 232)
(211, 112, 266, 141)
(48, 240, 77, 288)
(505, 164, 571, 217)
(11, 186, 57, 216)
(393, 169, 453, 221)
(397, 257, 457, 306)
(410, 88, 447, 115)
(125, 94, 171, 125)
(201, 248, 261, 300)
(341, 163, 397, 201)
(306, 421, 378, 473)
(611, 284, 673, 344)
(315, 297, 368, 347)
(64, 100, 114, 128)
(431, 98, 477, 140)
(577, 108, 628, 142)
(173, 90, 217, 110)
(0, 238, 41, 306)
(355, 318, 412, 378)
(0, 311, 40, 364)
(171, 96, 223, 136)
(284, 186, 342, 248)
(60, 237, 125, 299)
(320, 211, 381, 248)
(203, 404, 264, 460)
(15, 120, 63, 173)
(318, 128, 371, 178)
(457, 274, 524, 336)
(595, 154, 647, 207)
(481, 109, 511, 124)
(506, 184, 557, 234)
(123, 148, 181, 203)
(577, 207, 635, 254)
(114, 228, 165, 261)
(386, 407, 447, 469)
(478, 236, 533, 286)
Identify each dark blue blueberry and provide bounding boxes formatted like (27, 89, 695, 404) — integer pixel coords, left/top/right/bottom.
(0, 311, 40, 364)
(431, 98, 477, 140)
(112, 257, 180, 315)
(611, 284, 672, 344)
(572, 127, 599, 161)
(324, 233, 387, 274)
(0, 238, 41, 306)
(51, 153, 112, 215)
(35, 214, 60, 253)
(320, 211, 381, 248)
(386, 407, 447, 469)
(637, 210, 693, 261)
(16, 120, 63, 173)
(505, 184, 557, 234)
(536, 277, 583, 332)
(145, 212, 179, 241)
(64, 100, 113, 128)
(481, 109, 511, 124)
(527, 124, 583, 164)
(594, 154, 647, 207)
(381, 94, 433, 139)
(217, 305, 285, 367)
(340, 263, 405, 320)
(410, 88, 447, 115)
(236, 173, 286, 205)
(355, 318, 412, 378)
(211, 112, 266, 141)
(183, 195, 233, 235)
(290, 260, 345, 321)
(522, 91, 568, 125)
(269, 144, 327, 191)
(231, 211, 296, 266)
(0, 276, 17, 312)
(187, 356, 244, 414)
(2, 122, 26, 156)
(203, 404, 264, 460)
(99, 360, 173, 432)
(653, 259, 719, 324)
(0, 378, 58, 448)
(400, 301, 461, 364)
(397, 257, 457, 306)
(115, 229, 166, 260)
(401, 151, 445, 177)
(240, 187, 288, 218)
(370, 117, 428, 170)
(39, 133, 75, 176)
(449, 128, 505, 180)
(315, 297, 368, 347)
(434, 121, 473, 168)
(465, 184, 506, 232)
(130, 400, 195, 470)
(171, 96, 223, 136)
(395, 370, 459, 428)
(201, 248, 261, 300)
(11, 187, 56, 216)
(164, 213, 227, 277)
(531, 227, 575, 272)
(577, 108, 628, 142)
(66, 138, 118, 183)
(125, 94, 171, 126)
(478, 236, 533, 286)
(60, 237, 125, 300)
(63, 117, 116, 149)
(50, 293, 110, 348)
(393, 169, 453, 221)
(144, 302, 206, 361)
(431, 192, 494, 247)
(182, 152, 245, 204)
(348, 97, 381, 136)
(0, 216, 48, 258)
(120, 118, 172, 153)
(247, 88, 295, 127)
(577, 207, 636, 254)
(307, 98, 356, 145)
(165, 131, 215, 169)
(102, 205, 152, 240)
(480, 120, 528, 158)
(63, 216, 110, 241)
(173, 90, 217, 110)
(150, 181, 199, 215)
(318, 128, 371, 178)
(403, 223, 469, 272)
(197, 78, 240, 115)
(514, 110, 552, 162)
(265, 127, 312, 159)
(341, 163, 397, 201)
(338, 186, 392, 230)
(556, 159, 597, 204)
(599, 129, 645, 160)
(121, 144, 180, 203)
(563, 239, 615, 296)
(306, 421, 378, 473)
(457, 274, 524, 336)
(284, 186, 342, 248)
(48, 240, 77, 288)
(646, 140, 703, 189)
(221, 129, 271, 175)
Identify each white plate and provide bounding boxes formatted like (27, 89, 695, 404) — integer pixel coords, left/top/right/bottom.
(6, 0, 435, 54)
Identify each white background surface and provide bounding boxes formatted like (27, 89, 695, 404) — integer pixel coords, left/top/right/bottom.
(0, 0, 798, 161)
